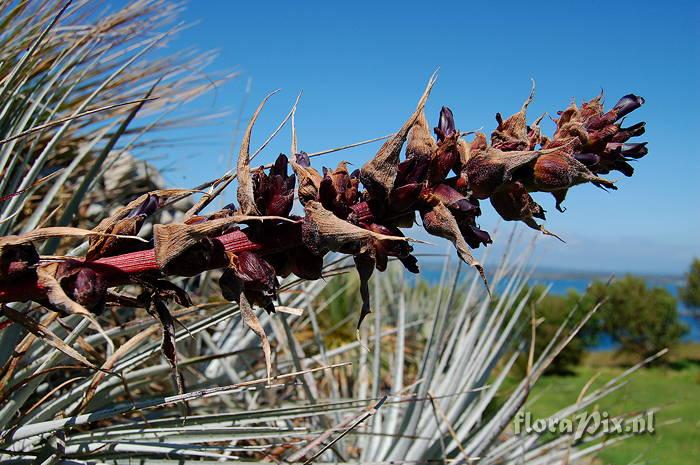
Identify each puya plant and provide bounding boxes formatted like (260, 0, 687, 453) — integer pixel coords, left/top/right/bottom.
(0, 70, 647, 386)
(300, 253, 665, 464)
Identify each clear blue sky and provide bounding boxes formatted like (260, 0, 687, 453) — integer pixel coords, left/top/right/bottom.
(142, 0, 699, 275)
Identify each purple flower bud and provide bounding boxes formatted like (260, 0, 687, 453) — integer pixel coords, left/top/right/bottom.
(621, 121, 646, 136)
(434, 106, 456, 142)
(430, 184, 479, 213)
(605, 142, 648, 158)
(611, 94, 645, 119)
(252, 154, 295, 216)
(128, 194, 159, 219)
(620, 142, 648, 158)
(611, 121, 646, 143)
(574, 152, 600, 167)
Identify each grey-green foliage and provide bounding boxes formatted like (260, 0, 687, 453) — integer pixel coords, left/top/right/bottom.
(0, 0, 234, 237)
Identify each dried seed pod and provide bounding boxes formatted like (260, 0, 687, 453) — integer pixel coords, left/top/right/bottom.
(154, 217, 238, 274)
(466, 138, 542, 199)
(88, 190, 189, 260)
(153, 214, 289, 274)
(489, 181, 563, 241)
(491, 81, 535, 151)
(406, 109, 437, 161)
(529, 149, 617, 193)
(527, 113, 549, 150)
(420, 202, 487, 289)
(361, 73, 436, 200)
(290, 151, 322, 205)
(301, 200, 411, 256)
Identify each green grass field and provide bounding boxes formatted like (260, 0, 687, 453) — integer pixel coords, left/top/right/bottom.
(524, 345, 700, 465)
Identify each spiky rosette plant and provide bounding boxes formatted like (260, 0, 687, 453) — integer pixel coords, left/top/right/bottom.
(1, 71, 647, 384)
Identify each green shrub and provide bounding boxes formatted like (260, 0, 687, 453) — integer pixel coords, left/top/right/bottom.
(586, 276, 687, 361)
(680, 258, 700, 318)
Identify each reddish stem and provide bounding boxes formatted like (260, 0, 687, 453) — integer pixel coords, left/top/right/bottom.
(0, 229, 293, 304)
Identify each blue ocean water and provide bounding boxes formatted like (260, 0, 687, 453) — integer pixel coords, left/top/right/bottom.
(414, 266, 699, 349)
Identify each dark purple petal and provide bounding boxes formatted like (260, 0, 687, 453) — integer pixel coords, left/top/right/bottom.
(613, 121, 646, 142)
(395, 156, 428, 186)
(389, 183, 423, 211)
(430, 184, 478, 213)
(611, 94, 645, 119)
(271, 153, 289, 177)
(128, 194, 159, 219)
(434, 106, 456, 142)
(465, 225, 492, 249)
(605, 142, 648, 158)
(574, 152, 600, 167)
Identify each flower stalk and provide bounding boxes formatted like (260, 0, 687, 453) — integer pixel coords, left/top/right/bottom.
(0, 73, 647, 379)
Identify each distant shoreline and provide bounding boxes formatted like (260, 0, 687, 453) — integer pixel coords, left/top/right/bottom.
(416, 261, 686, 286)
